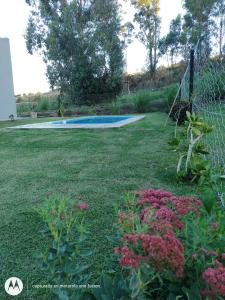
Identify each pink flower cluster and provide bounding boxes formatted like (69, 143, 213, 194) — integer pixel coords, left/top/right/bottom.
(76, 203, 89, 210)
(155, 206, 184, 230)
(140, 206, 184, 233)
(171, 196, 202, 216)
(202, 266, 225, 297)
(121, 231, 184, 277)
(114, 188, 203, 279)
(139, 191, 188, 233)
(138, 189, 173, 207)
(114, 246, 142, 268)
(138, 189, 201, 216)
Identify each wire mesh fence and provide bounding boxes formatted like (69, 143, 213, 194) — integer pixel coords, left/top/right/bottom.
(193, 41, 225, 205)
(167, 39, 225, 206)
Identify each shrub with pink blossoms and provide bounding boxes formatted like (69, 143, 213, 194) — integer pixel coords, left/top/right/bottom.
(202, 265, 225, 297)
(120, 231, 184, 277)
(109, 188, 225, 300)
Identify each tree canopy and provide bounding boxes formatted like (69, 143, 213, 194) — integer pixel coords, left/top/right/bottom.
(131, 0, 161, 74)
(25, 0, 124, 103)
(159, 0, 225, 65)
(25, 0, 225, 98)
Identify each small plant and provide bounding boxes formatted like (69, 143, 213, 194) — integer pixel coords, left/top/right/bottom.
(169, 111, 213, 182)
(134, 91, 150, 113)
(111, 100, 121, 115)
(198, 168, 225, 213)
(167, 85, 177, 108)
(90, 274, 130, 300)
(37, 98, 49, 111)
(37, 195, 92, 300)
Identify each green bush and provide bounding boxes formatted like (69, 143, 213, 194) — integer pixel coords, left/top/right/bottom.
(195, 61, 225, 102)
(37, 98, 49, 111)
(111, 101, 121, 115)
(135, 97, 149, 113)
(117, 84, 178, 105)
(135, 92, 150, 113)
(16, 102, 37, 114)
(167, 85, 178, 108)
(17, 97, 58, 114)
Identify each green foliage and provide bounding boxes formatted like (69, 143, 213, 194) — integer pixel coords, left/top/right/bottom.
(37, 98, 49, 111)
(182, 0, 220, 51)
(194, 64, 225, 102)
(201, 188, 217, 214)
(111, 101, 121, 115)
(159, 14, 182, 65)
(131, 0, 161, 73)
(16, 94, 58, 114)
(169, 111, 213, 182)
(16, 102, 37, 114)
(159, 0, 223, 62)
(90, 274, 130, 300)
(25, 0, 124, 104)
(117, 85, 178, 112)
(167, 85, 178, 107)
(134, 91, 151, 113)
(16, 85, 178, 116)
(37, 195, 92, 300)
(198, 168, 225, 214)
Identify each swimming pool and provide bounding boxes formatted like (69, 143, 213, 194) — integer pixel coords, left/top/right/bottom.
(52, 116, 137, 125)
(11, 115, 145, 129)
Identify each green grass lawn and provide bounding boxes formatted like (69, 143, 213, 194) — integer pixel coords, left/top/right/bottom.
(0, 113, 197, 299)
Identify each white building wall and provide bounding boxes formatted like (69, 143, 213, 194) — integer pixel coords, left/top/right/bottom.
(0, 38, 17, 120)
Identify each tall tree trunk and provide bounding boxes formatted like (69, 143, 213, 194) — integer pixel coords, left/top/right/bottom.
(149, 28, 154, 73)
(153, 17, 157, 71)
(219, 14, 224, 56)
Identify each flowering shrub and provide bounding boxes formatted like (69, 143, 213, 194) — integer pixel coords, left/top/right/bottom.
(202, 265, 225, 297)
(104, 189, 225, 300)
(37, 195, 92, 300)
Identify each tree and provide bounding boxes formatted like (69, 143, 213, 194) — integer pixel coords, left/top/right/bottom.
(159, 15, 182, 66)
(212, 0, 225, 56)
(25, 0, 124, 104)
(159, 0, 223, 63)
(182, 0, 217, 53)
(131, 0, 161, 74)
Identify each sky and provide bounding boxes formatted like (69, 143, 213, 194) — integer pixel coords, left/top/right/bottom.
(0, 0, 183, 95)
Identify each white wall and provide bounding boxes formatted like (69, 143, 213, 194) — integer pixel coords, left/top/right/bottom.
(0, 38, 17, 120)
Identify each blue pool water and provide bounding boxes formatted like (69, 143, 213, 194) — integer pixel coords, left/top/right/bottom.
(51, 116, 133, 125)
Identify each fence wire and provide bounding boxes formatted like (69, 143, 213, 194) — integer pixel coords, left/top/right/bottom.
(193, 41, 225, 206)
(167, 39, 225, 206)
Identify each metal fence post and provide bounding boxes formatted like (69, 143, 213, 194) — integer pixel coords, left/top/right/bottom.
(58, 94, 62, 117)
(189, 48, 195, 112)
